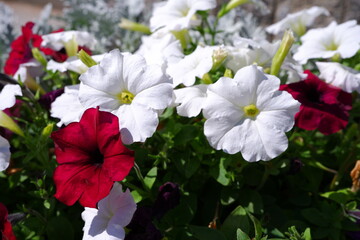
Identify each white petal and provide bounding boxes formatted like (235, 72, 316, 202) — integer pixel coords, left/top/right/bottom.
(79, 84, 120, 112)
(0, 84, 22, 110)
(41, 30, 97, 50)
(174, 84, 208, 117)
(79, 49, 125, 96)
(115, 104, 159, 144)
(0, 136, 10, 171)
(316, 61, 360, 93)
(133, 83, 173, 110)
(51, 85, 86, 126)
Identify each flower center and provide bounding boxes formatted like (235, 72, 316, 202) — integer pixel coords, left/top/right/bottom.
(243, 104, 259, 118)
(90, 149, 104, 166)
(325, 41, 338, 51)
(117, 91, 134, 104)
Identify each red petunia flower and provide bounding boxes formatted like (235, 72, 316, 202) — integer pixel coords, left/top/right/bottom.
(280, 70, 352, 135)
(4, 22, 42, 75)
(0, 202, 16, 240)
(51, 108, 135, 208)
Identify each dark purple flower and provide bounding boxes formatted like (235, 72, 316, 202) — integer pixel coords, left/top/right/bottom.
(39, 88, 64, 110)
(153, 182, 180, 219)
(125, 207, 162, 240)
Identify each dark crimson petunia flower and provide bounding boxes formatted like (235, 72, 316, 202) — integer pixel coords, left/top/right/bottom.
(51, 108, 134, 208)
(280, 70, 352, 135)
(0, 202, 16, 240)
(4, 22, 42, 75)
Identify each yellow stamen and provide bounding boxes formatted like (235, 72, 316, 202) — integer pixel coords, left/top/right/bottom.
(117, 91, 134, 104)
(243, 104, 259, 118)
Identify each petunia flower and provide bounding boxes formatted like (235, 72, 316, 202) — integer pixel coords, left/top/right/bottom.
(50, 85, 86, 127)
(0, 84, 22, 111)
(316, 62, 360, 93)
(136, 33, 183, 72)
(174, 84, 208, 117)
(41, 30, 97, 55)
(293, 20, 360, 64)
(167, 45, 214, 87)
(280, 71, 352, 135)
(79, 49, 173, 144)
(81, 182, 136, 240)
(0, 136, 11, 172)
(266, 6, 329, 36)
(4, 22, 42, 76)
(150, 0, 216, 32)
(0, 202, 16, 240)
(51, 108, 134, 208)
(203, 65, 300, 162)
(46, 54, 105, 74)
(225, 37, 306, 82)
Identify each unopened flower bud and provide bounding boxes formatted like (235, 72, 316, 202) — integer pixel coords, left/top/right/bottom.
(224, 68, 233, 78)
(78, 49, 97, 68)
(212, 47, 228, 71)
(171, 29, 189, 49)
(64, 35, 78, 57)
(0, 110, 24, 137)
(201, 73, 213, 84)
(218, 0, 250, 18)
(41, 123, 54, 139)
(31, 48, 47, 67)
(270, 29, 295, 76)
(119, 18, 151, 35)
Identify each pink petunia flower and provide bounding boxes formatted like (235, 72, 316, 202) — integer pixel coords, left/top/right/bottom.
(51, 108, 134, 208)
(280, 71, 352, 135)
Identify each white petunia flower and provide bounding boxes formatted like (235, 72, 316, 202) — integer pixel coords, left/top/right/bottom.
(203, 65, 300, 162)
(47, 54, 105, 74)
(294, 20, 360, 64)
(51, 85, 86, 127)
(150, 0, 216, 32)
(316, 62, 360, 93)
(81, 182, 136, 240)
(266, 6, 329, 36)
(226, 37, 305, 82)
(13, 59, 43, 84)
(79, 49, 173, 144)
(0, 84, 22, 110)
(136, 33, 183, 71)
(0, 135, 11, 172)
(41, 30, 97, 51)
(167, 45, 214, 87)
(174, 84, 208, 117)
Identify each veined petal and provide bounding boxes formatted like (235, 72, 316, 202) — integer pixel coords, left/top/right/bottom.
(0, 84, 22, 110)
(115, 104, 159, 144)
(0, 136, 11, 171)
(80, 49, 125, 95)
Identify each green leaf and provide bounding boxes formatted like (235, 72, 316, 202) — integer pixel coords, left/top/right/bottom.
(131, 190, 143, 203)
(46, 216, 74, 240)
(303, 228, 311, 240)
(237, 228, 251, 240)
(221, 205, 250, 239)
(210, 157, 231, 186)
(173, 125, 199, 145)
(238, 189, 263, 214)
(144, 167, 157, 190)
(189, 225, 227, 240)
(248, 213, 263, 240)
(301, 208, 329, 227)
(320, 188, 354, 204)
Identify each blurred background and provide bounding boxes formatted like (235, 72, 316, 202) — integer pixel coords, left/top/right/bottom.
(0, 0, 359, 30)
